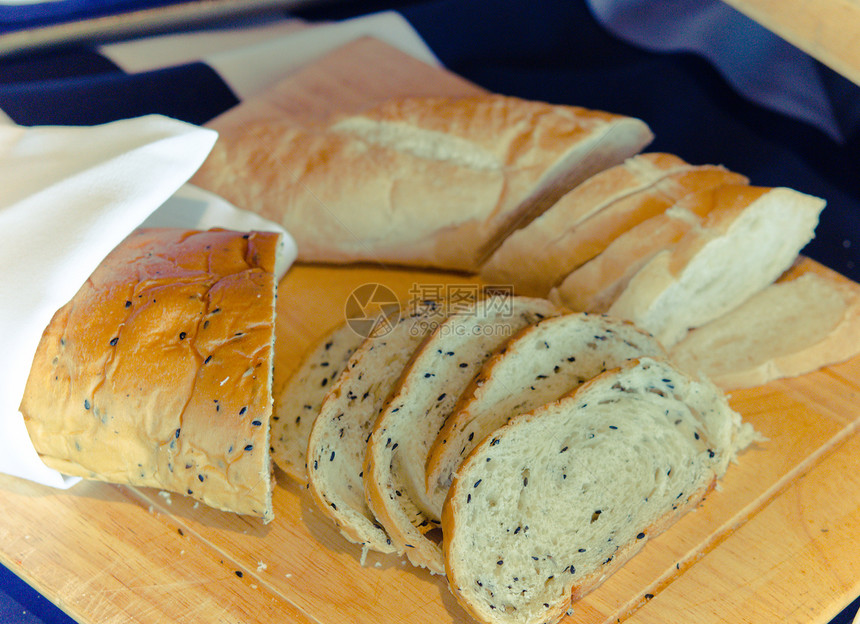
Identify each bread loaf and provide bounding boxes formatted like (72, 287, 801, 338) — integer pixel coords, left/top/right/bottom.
(424, 312, 665, 520)
(271, 320, 365, 483)
(191, 94, 653, 271)
(361, 296, 561, 574)
(669, 259, 860, 389)
(608, 185, 825, 346)
(480, 153, 748, 296)
(20, 228, 284, 522)
(442, 357, 758, 624)
(305, 301, 446, 555)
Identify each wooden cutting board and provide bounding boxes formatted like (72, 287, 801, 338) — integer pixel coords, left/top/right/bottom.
(1, 37, 858, 624)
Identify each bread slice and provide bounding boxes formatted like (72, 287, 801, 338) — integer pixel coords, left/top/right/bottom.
(424, 312, 665, 520)
(271, 320, 365, 483)
(669, 259, 860, 389)
(305, 301, 446, 555)
(361, 296, 562, 574)
(481, 154, 748, 296)
(443, 357, 758, 624)
(20, 228, 284, 522)
(550, 181, 748, 312)
(608, 185, 826, 347)
(192, 94, 653, 272)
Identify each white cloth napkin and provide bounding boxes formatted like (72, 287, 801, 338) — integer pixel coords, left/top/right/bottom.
(0, 114, 296, 488)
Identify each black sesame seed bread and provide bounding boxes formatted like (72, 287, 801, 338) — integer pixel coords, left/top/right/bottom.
(480, 153, 748, 297)
(669, 260, 860, 389)
(20, 228, 284, 523)
(191, 94, 653, 272)
(361, 296, 562, 574)
(442, 357, 759, 624)
(424, 312, 665, 520)
(271, 320, 365, 483)
(606, 185, 826, 347)
(306, 301, 446, 555)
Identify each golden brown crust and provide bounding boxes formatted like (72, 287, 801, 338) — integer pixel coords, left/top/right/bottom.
(20, 228, 281, 522)
(191, 94, 652, 272)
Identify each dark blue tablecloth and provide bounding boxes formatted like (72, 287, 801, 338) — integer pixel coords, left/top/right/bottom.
(1, 1, 858, 622)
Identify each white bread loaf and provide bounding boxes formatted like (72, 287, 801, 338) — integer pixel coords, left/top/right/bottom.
(608, 185, 825, 347)
(480, 153, 748, 296)
(442, 357, 758, 624)
(424, 312, 665, 520)
(669, 260, 860, 389)
(191, 94, 653, 271)
(361, 296, 561, 574)
(20, 228, 284, 522)
(305, 301, 446, 555)
(271, 320, 365, 483)
(551, 182, 748, 312)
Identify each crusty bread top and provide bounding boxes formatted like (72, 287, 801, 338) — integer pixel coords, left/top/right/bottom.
(20, 228, 283, 522)
(192, 94, 653, 272)
(608, 185, 826, 347)
(669, 259, 860, 389)
(442, 357, 755, 624)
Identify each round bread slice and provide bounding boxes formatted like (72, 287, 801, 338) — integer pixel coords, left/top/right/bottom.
(607, 185, 826, 347)
(306, 301, 446, 555)
(361, 296, 561, 574)
(442, 357, 758, 624)
(669, 260, 860, 389)
(424, 312, 665, 520)
(271, 320, 365, 483)
(20, 228, 284, 522)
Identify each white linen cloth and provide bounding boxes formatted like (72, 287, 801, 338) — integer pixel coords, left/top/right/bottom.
(0, 114, 295, 488)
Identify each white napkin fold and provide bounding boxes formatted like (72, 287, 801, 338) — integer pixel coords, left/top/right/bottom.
(0, 114, 296, 489)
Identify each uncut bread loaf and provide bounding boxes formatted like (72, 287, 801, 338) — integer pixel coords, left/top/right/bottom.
(361, 296, 561, 574)
(271, 320, 365, 483)
(551, 182, 748, 312)
(20, 228, 285, 522)
(424, 312, 665, 520)
(305, 301, 446, 556)
(480, 153, 748, 296)
(443, 357, 758, 624)
(608, 185, 826, 347)
(669, 259, 860, 389)
(191, 94, 653, 271)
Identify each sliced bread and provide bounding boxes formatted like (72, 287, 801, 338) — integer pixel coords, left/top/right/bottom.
(480, 153, 748, 296)
(305, 301, 446, 555)
(424, 312, 665, 520)
(550, 181, 748, 312)
(271, 320, 365, 483)
(442, 357, 758, 624)
(669, 259, 860, 389)
(608, 185, 826, 347)
(192, 94, 653, 272)
(361, 296, 562, 574)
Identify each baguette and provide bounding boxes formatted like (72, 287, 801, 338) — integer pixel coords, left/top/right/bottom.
(442, 357, 757, 624)
(608, 185, 825, 346)
(481, 153, 748, 296)
(550, 182, 747, 312)
(669, 259, 860, 389)
(191, 94, 653, 271)
(424, 312, 665, 520)
(271, 320, 365, 483)
(305, 301, 446, 555)
(20, 228, 284, 522)
(361, 296, 561, 574)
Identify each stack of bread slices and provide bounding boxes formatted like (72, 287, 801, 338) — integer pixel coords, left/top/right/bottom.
(192, 92, 860, 624)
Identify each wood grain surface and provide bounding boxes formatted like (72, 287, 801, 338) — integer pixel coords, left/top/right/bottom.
(1, 36, 857, 624)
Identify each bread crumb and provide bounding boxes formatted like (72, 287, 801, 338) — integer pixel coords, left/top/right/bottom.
(285, 573, 293, 579)
(257, 561, 267, 572)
